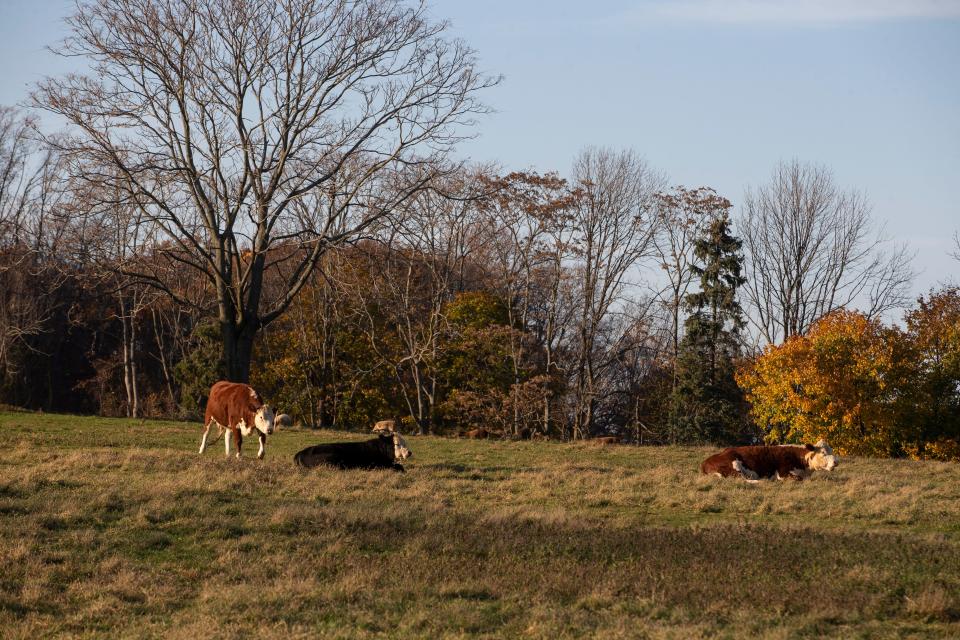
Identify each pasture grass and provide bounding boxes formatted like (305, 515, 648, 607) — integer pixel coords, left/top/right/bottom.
(1, 410, 959, 638)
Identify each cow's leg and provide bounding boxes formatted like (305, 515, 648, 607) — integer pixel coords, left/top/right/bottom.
(257, 432, 266, 460)
(732, 459, 760, 482)
(199, 419, 213, 454)
(200, 421, 224, 453)
(234, 429, 243, 460)
(224, 429, 232, 458)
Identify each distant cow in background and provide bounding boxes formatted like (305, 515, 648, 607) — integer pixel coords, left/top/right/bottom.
(701, 440, 838, 481)
(372, 419, 397, 433)
(275, 413, 294, 428)
(294, 432, 412, 472)
(199, 381, 275, 460)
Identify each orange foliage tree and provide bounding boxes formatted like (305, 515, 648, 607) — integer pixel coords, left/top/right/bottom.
(738, 291, 960, 460)
(737, 310, 905, 456)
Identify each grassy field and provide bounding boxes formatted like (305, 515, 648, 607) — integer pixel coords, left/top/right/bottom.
(1, 411, 959, 639)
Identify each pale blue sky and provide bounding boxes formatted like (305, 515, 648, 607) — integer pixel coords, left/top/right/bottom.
(2, 0, 958, 294)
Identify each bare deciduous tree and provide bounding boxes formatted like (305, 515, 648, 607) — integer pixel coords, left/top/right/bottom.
(530, 203, 580, 438)
(0, 107, 37, 240)
(481, 171, 575, 437)
(602, 302, 671, 442)
(568, 148, 662, 439)
(740, 160, 914, 345)
(652, 186, 729, 361)
(0, 107, 72, 393)
(34, 0, 496, 381)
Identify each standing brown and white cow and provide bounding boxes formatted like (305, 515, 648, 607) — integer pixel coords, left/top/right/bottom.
(199, 381, 275, 460)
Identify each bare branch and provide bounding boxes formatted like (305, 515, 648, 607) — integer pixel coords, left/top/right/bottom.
(32, 0, 496, 380)
(739, 160, 915, 344)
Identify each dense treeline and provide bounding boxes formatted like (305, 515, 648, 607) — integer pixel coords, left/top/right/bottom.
(1, 0, 956, 457)
(4, 104, 957, 456)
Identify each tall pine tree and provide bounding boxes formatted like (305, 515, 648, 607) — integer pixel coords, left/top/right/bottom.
(670, 212, 748, 444)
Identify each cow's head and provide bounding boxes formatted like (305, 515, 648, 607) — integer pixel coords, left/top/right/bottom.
(805, 439, 838, 471)
(392, 433, 411, 461)
(254, 404, 275, 436)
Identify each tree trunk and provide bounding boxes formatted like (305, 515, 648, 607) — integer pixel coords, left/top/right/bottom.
(121, 314, 132, 416)
(222, 322, 256, 383)
(542, 393, 551, 438)
(120, 295, 138, 418)
(151, 307, 177, 410)
(130, 308, 139, 418)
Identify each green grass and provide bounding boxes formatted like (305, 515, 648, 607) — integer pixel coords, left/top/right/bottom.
(2, 411, 959, 638)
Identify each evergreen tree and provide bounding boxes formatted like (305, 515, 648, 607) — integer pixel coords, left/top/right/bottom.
(174, 321, 226, 420)
(670, 212, 748, 444)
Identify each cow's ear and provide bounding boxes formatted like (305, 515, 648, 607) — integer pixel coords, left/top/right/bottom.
(804, 444, 816, 451)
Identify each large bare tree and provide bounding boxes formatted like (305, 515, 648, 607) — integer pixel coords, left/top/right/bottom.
(568, 148, 662, 438)
(740, 160, 914, 345)
(34, 0, 495, 381)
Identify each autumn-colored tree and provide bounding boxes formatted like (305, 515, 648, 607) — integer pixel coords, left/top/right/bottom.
(436, 289, 549, 436)
(441, 291, 516, 390)
(895, 288, 960, 459)
(737, 310, 906, 456)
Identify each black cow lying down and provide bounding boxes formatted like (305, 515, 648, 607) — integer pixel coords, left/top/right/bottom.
(701, 440, 838, 481)
(294, 433, 412, 472)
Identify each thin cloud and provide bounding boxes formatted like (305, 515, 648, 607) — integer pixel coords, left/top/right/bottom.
(621, 0, 960, 26)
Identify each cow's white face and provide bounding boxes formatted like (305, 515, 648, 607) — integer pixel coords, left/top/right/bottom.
(393, 433, 411, 461)
(255, 405, 275, 436)
(806, 439, 838, 471)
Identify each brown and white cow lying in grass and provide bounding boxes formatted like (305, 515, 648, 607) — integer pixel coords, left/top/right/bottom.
(293, 432, 412, 472)
(199, 381, 275, 460)
(701, 440, 838, 481)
